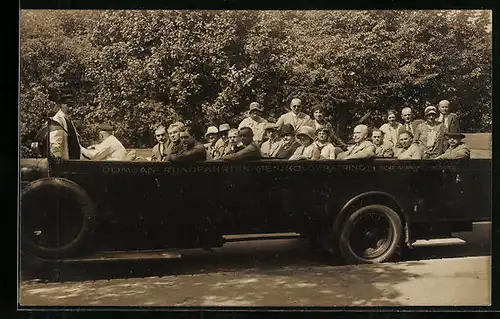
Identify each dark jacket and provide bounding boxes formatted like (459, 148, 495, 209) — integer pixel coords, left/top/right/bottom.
(221, 142, 261, 161)
(275, 141, 300, 159)
(169, 141, 207, 162)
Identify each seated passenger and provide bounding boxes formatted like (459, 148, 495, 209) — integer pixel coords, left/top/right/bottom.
(314, 127, 336, 160)
(221, 127, 261, 161)
(379, 109, 403, 149)
(436, 132, 470, 159)
(151, 125, 168, 161)
(204, 126, 220, 160)
(394, 131, 423, 159)
(260, 123, 281, 158)
(221, 128, 244, 157)
(371, 128, 394, 158)
(80, 123, 128, 161)
(168, 127, 207, 162)
(414, 106, 446, 159)
(275, 124, 300, 159)
(164, 122, 185, 159)
(215, 123, 230, 155)
(289, 126, 320, 160)
(337, 125, 375, 160)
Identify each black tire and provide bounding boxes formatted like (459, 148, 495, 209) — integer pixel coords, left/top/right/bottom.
(339, 204, 402, 264)
(21, 177, 95, 259)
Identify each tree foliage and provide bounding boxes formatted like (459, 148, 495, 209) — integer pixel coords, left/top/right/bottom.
(20, 10, 492, 153)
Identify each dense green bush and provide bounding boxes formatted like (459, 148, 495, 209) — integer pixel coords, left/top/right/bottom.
(20, 10, 491, 154)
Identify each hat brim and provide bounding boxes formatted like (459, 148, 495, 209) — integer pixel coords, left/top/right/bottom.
(425, 111, 437, 116)
(445, 133, 466, 138)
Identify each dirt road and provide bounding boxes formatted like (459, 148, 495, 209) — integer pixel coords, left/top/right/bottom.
(19, 222, 491, 307)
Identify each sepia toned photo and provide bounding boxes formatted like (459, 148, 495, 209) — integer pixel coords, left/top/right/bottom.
(19, 10, 492, 307)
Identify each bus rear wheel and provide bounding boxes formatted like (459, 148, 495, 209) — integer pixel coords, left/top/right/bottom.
(339, 204, 402, 264)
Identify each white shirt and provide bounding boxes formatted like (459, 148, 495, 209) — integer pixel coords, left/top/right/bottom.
(238, 116, 268, 143)
(81, 135, 127, 161)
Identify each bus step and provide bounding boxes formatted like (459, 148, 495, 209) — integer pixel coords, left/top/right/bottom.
(60, 249, 182, 263)
(412, 238, 466, 247)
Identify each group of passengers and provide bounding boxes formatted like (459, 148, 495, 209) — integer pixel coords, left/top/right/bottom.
(47, 97, 470, 162)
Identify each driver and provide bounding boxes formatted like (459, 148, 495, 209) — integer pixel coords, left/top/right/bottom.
(80, 123, 128, 161)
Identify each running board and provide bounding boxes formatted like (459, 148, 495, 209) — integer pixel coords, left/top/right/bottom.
(223, 232, 301, 242)
(58, 249, 183, 263)
(412, 238, 466, 247)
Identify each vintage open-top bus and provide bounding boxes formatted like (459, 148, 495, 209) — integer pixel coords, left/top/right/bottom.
(19, 121, 492, 268)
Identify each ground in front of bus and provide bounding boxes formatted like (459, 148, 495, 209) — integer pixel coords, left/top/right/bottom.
(19, 222, 491, 307)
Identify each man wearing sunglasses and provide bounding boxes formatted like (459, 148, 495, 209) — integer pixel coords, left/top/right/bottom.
(151, 125, 168, 161)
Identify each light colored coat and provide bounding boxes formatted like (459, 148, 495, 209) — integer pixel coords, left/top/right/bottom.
(314, 141, 336, 160)
(395, 143, 423, 159)
(81, 135, 127, 161)
(276, 111, 313, 132)
(49, 110, 69, 160)
(238, 116, 268, 145)
(260, 138, 282, 158)
(338, 140, 376, 159)
(289, 143, 320, 160)
(414, 122, 446, 158)
(436, 143, 470, 159)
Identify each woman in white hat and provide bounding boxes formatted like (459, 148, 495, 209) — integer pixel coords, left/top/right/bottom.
(289, 126, 320, 160)
(414, 105, 446, 159)
(238, 102, 268, 146)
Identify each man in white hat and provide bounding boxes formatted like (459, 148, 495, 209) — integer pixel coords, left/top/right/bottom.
(204, 126, 219, 160)
(337, 124, 375, 160)
(436, 132, 470, 159)
(414, 105, 446, 159)
(260, 123, 281, 158)
(289, 126, 320, 160)
(151, 125, 168, 161)
(238, 102, 268, 146)
(214, 123, 231, 155)
(276, 98, 313, 133)
(80, 123, 128, 161)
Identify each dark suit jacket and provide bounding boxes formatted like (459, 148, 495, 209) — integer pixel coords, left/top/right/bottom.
(398, 119, 425, 141)
(151, 142, 167, 161)
(169, 141, 207, 162)
(444, 113, 460, 133)
(275, 141, 300, 159)
(222, 143, 261, 161)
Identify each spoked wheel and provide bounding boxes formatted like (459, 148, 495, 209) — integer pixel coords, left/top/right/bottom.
(339, 204, 402, 264)
(21, 178, 95, 259)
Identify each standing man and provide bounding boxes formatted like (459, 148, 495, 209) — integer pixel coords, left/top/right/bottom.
(436, 132, 470, 159)
(238, 102, 268, 146)
(414, 106, 446, 159)
(437, 100, 460, 133)
(80, 123, 128, 161)
(151, 125, 168, 161)
(221, 127, 261, 161)
(371, 128, 394, 158)
(276, 98, 313, 133)
(169, 127, 207, 162)
(337, 124, 376, 160)
(398, 106, 424, 144)
(48, 103, 81, 160)
(260, 123, 281, 158)
(394, 131, 423, 159)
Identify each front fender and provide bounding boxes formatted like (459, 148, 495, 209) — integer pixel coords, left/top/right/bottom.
(20, 158, 49, 187)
